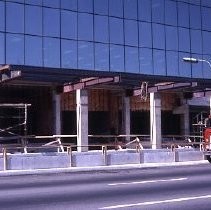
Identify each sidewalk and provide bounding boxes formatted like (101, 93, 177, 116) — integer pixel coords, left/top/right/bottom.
(0, 160, 208, 177)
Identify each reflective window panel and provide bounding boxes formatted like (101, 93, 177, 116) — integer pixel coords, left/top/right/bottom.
(109, 0, 123, 18)
(138, 0, 151, 22)
(191, 29, 202, 54)
(94, 15, 109, 43)
(61, 10, 77, 39)
(165, 0, 177, 26)
(124, 0, 137, 20)
(202, 7, 211, 31)
(0, 1, 5, 31)
(95, 43, 109, 71)
(6, 33, 24, 64)
(0, 33, 5, 64)
(190, 5, 201, 30)
(25, 5, 42, 36)
(94, 0, 108, 15)
(43, 37, 60, 68)
(61, 39, 77, 69)
(139, 48, 153, 75)
(139, 22, 152, 48)
(43, 0, 60, 8)
(78, 41, 94, 70)
(25, 35, 42, 66)
(178, 52, 191, 78)
(166, 26, 178, 51)
(178, 28, 190, 53)
(43, 8, 60, 37)
(109, 17, 124, 45)
(152, 23, 165, 49)
(78, 13, 93, 41)
(6, 2, 24, 33)
(110, 44, 124, 72)
(78, 0, 93, 13)
(153, 49, 166, 75)
(125, 46, 139, 73)
(124, 20, 138, 47)
(61, 0, 77, 11)
(178, 2, 189, 28)
(166, 51, 179, 76)
(152, 0, 164, 24)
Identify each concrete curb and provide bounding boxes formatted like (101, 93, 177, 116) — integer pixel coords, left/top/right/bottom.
(0, 160, 208, 177)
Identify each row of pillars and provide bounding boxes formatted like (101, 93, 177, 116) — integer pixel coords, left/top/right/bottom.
(52, 89, 163, 152)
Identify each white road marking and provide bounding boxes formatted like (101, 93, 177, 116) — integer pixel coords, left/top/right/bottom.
(108, 177, 187, 186)
(99, 194, 211, 209)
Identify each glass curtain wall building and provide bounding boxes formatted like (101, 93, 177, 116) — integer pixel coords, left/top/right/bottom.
(0, 0, 211, 80)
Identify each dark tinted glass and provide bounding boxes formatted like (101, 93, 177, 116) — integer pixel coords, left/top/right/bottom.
(25, 5, 42, 36)
(43, 0, 60, 8)
(138, 0, 151, 22)
(109, 0, 123, 18)
(78, 13, 93, 41)
(0, 33, 4, 64)
(110, 44, 124, 72)
(178, 28, 190, 52)
(94, 15, 109, 43)
(178, 52, 191, 77)
(78, 0, 93, 13)
(61, 0, 77, 11)
(25, 36, 42, 66)
(203, 31, 211, 54)
(95, 43, 109, 71)
(165, 0, 177, 26)
(124, 20, 138, 46)
(25, 0, 42, 5)
(201, 0, 211, 7)
(6, 34, 24, 64)
(152, 0, 164, 24)
(6, 2, 24, 33)
(43, 38, 60, 68)
(153, 49, 166, 75)
(61, 39, 77, 69)
(124, 0, 137, 20)
(0, 1, 5, 31)
(139, 22, 152, 48)
(202, 7, 211, 31)
(109, 17, 124, 44)
(94, 0, 108, 15)
(43, 8, 60, 37)
(78, 41, 94, 70)
(166, 51, 179, 76)
(190, 5, 201, 29)
(139, 48, 153, 74)
(178, 2, 189, 28)
(166, 26, 178, 51)
(152, 23, 165, 49)
(61, 10, 77, 39)
(191, 30, 202, 54)
(125, 47, 139, 73)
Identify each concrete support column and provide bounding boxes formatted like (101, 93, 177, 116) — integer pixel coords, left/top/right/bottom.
(122, 96, 131, 143)
(52, 90, 61, 135)
(181, 104, 190, 136)
(150, 92, 162, 149)
(76, 89, 88, 152)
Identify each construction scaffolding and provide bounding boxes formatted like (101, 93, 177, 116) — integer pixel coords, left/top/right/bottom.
(0, 103, 31, 146)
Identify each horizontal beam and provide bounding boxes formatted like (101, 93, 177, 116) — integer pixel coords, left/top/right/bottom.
(63, 76, 120, 92)
(148, 82, 198, 93)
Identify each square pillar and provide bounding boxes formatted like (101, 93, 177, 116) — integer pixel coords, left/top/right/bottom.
(52, 90, 61, 135)
(150, 92, 161, 149)
(122, 96, 130, 143)
(76, 89, 88, 152)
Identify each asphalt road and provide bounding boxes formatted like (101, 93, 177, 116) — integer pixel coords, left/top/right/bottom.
(0, 164, 211, 210)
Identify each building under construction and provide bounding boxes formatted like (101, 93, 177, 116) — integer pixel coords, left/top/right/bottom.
(0, 0, 211, 151)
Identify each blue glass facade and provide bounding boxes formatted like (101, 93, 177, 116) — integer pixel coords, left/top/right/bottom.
(0, 0, 211, 79)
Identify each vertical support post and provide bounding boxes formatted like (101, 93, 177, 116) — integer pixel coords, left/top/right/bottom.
(182, 104, 190, 136)
(122, 95, 131, 143)
(76, 89, 88, 152)
(3, 148, 7, 171)
(102, 146, 107, 166)
(150, 92, 162, 149)
(53, 90, 61, 135)
(67, 147, 72, 167)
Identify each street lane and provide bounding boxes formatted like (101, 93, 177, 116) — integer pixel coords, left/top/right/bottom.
(0, 164, 211, 209)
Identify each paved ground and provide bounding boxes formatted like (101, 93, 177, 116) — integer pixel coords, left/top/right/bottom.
(0, 162, 211, 209)
(0, 160, 208, 177)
